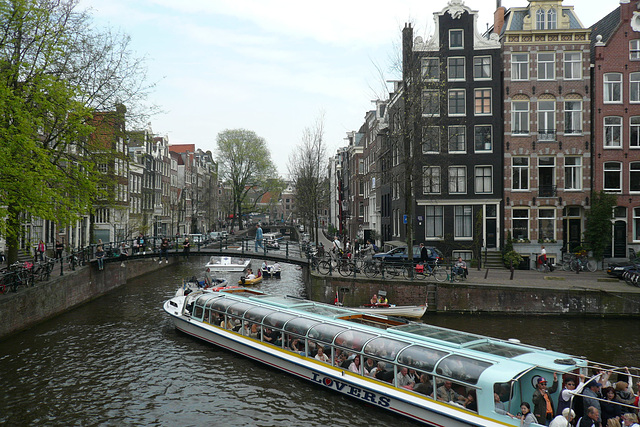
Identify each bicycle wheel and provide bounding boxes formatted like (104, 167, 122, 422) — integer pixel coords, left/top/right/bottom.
(586, 260, 597, 272)
(317, 260, 331, 275)
(402, 265, 415, 280)
(363, 263, 379, 278)
(338, 261, 354, 277)
(562, 260, 572, 271)
(570, 259, 579, 272)
(384, 264, 400, 277)
(432, 267, 447, 282)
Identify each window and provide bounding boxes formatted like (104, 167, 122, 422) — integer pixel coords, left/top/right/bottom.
(422, 90, 440, 116)
(448, 89, 466, 116)
(422, 126, 440, 153)
(474, 125, 492, 152)
(564, 157, 582, 190)
(631, 40, 640, 60)
(564, 100, 582, 134)
(604, 73, 622, 103)
(512, 53, 529, 80)
(448, 166, 467, 194)
(512, 157, 529, 190)
(474, 89, 491, 115)
(448, 57, 465, 81)
(547, 9, 556, 29)
(475, 166, 492, 194)
(449, 29, 463, 49)
(604, 117, 622, 148)
(454, 206, 473, 238)
(538, 209, 556, 241)
(512, 209, 530, 240)
(604, 162, 622, 192)
(537, 52, 555, 80)
(536, 9, 545, 30)
(473, 56, 491, 79)
(426, 206, 443, 238)
(631, 162, 640, 192)
(422, 58, 439, 80)
(634, 208, 640, 241)
(423, 166, 441, 194)
(448, 126, 466, 153)
(631, 73, 640, 103)
(512, 101, 530, 134)
(564, 52, 581, 80)
(537, 100, 555, 141)
(538, 157, 556, 197)
(631, 117, 640, 148)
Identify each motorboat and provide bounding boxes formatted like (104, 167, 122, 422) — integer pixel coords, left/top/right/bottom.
(205, 256, 251, 272)
(238, 275, 263, 286)
(164, 288, 637, 426)
(261, 264, 282, 278)
(356, 304, 427, 319)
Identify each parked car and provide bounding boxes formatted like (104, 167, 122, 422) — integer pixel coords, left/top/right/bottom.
(607, 261, 640, 278)
(372, 246, 443, 264)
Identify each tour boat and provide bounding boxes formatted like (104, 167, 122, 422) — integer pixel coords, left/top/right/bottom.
(205, 256, 251, 272)
(357, 303, 427, 319)
(163, 288, 639, 426)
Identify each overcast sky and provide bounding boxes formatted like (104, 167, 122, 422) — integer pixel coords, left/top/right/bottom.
(78, 0, 609, 176)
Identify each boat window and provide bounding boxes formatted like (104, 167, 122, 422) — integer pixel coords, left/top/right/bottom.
(308, 324, 347, 344)
(466, 341, 532, 358)
(363, 337, 411, 361)
(192, 304, 204, 320)
(394, 323, 482, 345)
(436, 354, 492, 385)
(494, 382, 518, 416)
(397, 345, 449, 373)
(283, 317, 319, 335)
(244, 307, 272, 323)
(335, 330, 377, 352)
(227, 302, 255, 316)
(210, 298, 236, 313)
(263, 312, 296, 329)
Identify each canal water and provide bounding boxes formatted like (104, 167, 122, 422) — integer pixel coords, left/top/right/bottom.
(1, 261, 639, 426)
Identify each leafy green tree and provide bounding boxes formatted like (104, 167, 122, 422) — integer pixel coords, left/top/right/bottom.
(215, 129, 277, 230)
(584, 191, 618, 259)
(0, 0, 151, 264)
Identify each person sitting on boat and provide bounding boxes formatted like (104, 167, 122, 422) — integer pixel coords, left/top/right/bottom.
(465, 389, 478, 412)
(273, 262, 280, 271)
(261, 261, 268, 272)
(550, 408, 576, 427)
(363, 358, 376, 377)
(437, 381, 466, 404)
(378, 295, 388, 304)
(622, 413, 640, 427)
(246, 269, 256, 280)
(314, 346, 330, 363)
(370, 294, 378, 305)
(519, 402, 538, 427)
(397, 367, 415, 390)
(348, 356, 362, 374)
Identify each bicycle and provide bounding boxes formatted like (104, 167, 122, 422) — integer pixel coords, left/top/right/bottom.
(570, 255, 597, 272)
(402, 261, 447, 282)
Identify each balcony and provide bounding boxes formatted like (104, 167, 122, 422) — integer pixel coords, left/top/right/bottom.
(539, 185, 557, 197)
(538, 129, 556, 142)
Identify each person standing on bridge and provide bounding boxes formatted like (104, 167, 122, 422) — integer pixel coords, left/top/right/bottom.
(255, 223, 264, 253)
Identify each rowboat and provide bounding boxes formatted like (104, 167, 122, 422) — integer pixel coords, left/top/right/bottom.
(357, 304, 427, 319)
(205, 256, 251, 272)
(163, 288, 639, 426)
(238, 275, 263, 286)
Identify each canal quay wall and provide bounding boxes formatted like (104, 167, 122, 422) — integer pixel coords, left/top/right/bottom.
(0, 258, 170, 340)
(306, 268, 640, 317)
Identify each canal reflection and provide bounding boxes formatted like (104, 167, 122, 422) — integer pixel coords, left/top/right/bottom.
(0, 260, 638, 426)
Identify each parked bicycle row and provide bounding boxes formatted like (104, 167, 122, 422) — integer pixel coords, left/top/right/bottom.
(0, 257, 57, 294)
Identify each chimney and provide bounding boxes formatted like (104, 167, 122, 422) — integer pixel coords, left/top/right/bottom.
(494, 6, 506, 36)
(620, 0, 632, 23)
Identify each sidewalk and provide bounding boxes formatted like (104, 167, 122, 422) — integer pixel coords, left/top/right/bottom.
(461, 267, 639, 293)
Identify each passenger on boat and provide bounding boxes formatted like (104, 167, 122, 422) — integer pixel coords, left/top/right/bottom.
(373, 362, 393, 383)
(519, 402, 538, 427)
(246, 269, 256, 280)
(220, 317, 234, 330)
(583, 381, 603, 422)
(465, 389, 478, 412)
(533, 374, 559, 424)
(370, 294, 378, 305)
(314, 346, 330, 363)
(413, 374, 433, 397)
(614, 379, 637, 408)
(550, 408, 575, 427)
(578, 406, 601, 427)
(397, 367, 415, 389)
(622, 413, 640, 427)
(348, 356, 362, 374)
(603, 386, 624, 426)
(437, 381, 466, 404)
(557, 375, 583, 416)
(494, 393, 512, 416)
(249, 323, 260, 339)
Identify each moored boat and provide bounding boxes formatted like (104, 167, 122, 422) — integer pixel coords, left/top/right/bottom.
(357, 304, 427, 319)
(205, 256, 251, 272)
(163, 289, 639, 426)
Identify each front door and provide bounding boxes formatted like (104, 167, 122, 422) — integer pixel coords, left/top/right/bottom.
(614, 221, 627, 258)
(486, 205, 497, 248)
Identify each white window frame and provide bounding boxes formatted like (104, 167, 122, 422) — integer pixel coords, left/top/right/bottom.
(474, 88, 492, 116)
(422, 58, 440, 81)
(563, 52, 582, 80)
(512, 208, 530, 241)
(631, 116, 640, 148)
(537, 52, 555, 81)
(631, 40, 640, 61)
(473, 56, 491, 80)
(537, 100, 556, 141)
(512, 101, 530, 135)
(474, 166, 493, 194)
(422, 126, 440, 153)
(422, 90, 440, 116)
(425, 206, 444, 239)
(634, 208, 640, 242)
(604, 162, 622, 193)
(447, 57, 465, 81)
(538, 208, 556, 241)
(512, 157, 530, 191)
(564, 157, 582, 191)
(512, 53, 529, 81)
(448, 89, 466, 116)
(448, 166, 467, 194)
(631, 72, 640, 103)
(454, 205, 473, 239)
(630, 162, 640, 193)
(474, 125, 492, 152)
(604, 73, 623, 103)
(449, 29, 464, 49)
(448, 126, 466, 153)
(423, 166, 441, 194)
(604, 116, 623, 148)
(564, 100, 582, 135)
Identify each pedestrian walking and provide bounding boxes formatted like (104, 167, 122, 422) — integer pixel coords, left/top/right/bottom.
(255, 223, 264, 252)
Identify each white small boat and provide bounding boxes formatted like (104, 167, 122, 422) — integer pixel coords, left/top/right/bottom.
(261, 264, 282, 278)
(205, 256, 251, 272)
(356, 304, 427, 319)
